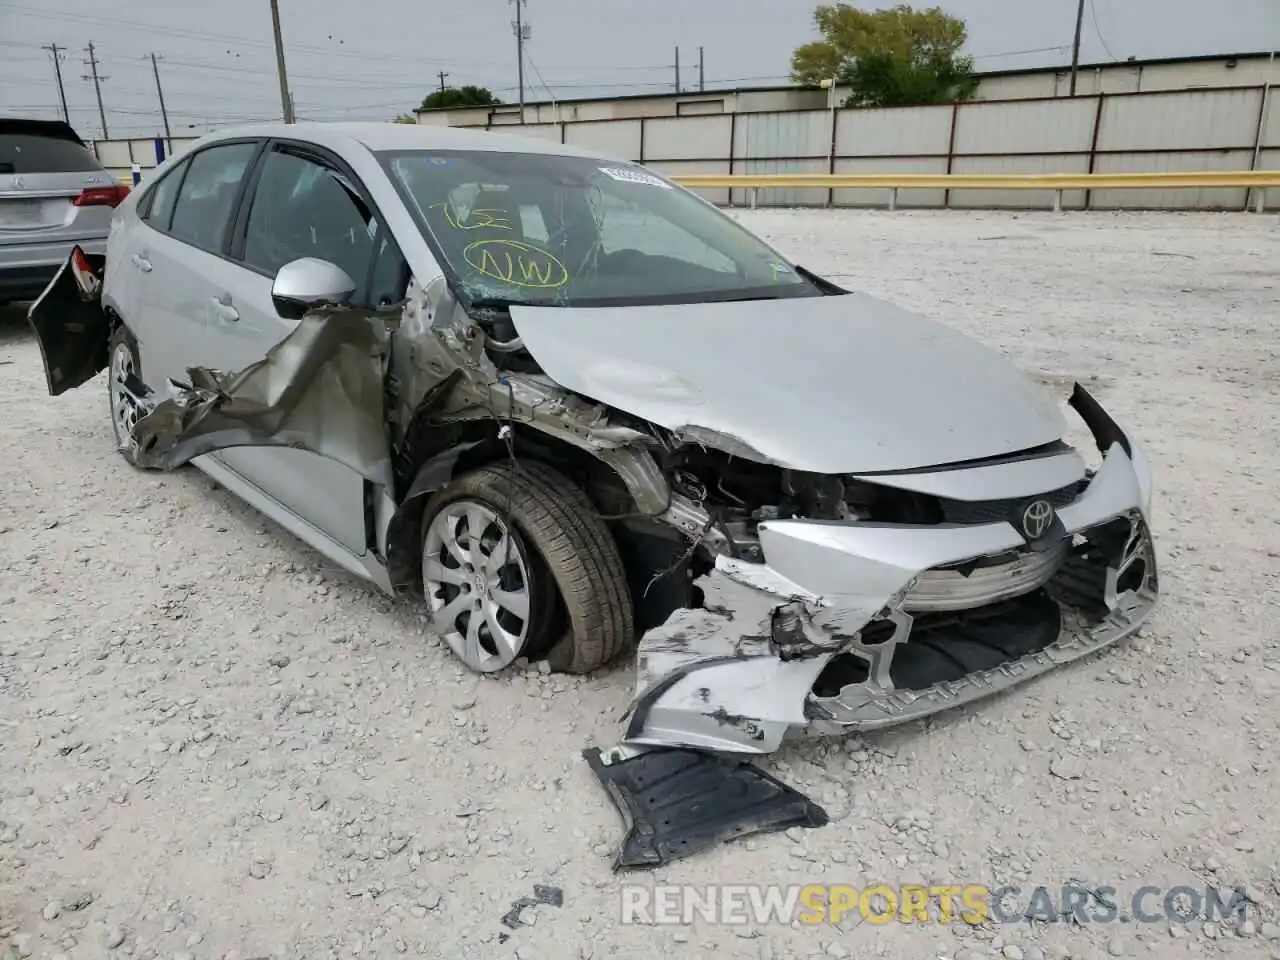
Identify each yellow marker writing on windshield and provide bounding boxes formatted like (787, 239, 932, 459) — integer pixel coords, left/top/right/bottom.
(429, 202, 513, 231)
(463, 239, 569, 289)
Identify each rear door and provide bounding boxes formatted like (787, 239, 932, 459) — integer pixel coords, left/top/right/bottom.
(0, 120, 125, 285)
(126, 140, 262, 386)
(207, 140, 409, 555)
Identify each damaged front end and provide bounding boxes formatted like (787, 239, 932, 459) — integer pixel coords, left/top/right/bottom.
(620, 387, 1159, 755)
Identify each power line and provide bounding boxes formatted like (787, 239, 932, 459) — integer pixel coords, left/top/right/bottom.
(522, 48, 558, 115)
(91, 53, 467, 91)
(0, 1, 509, 70)
(1088, 0, 1118, 61)
(437, 71, 449, 95)
(970, 45, 1070, 61)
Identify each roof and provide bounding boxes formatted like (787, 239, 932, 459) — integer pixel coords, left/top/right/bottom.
(416, 49, 1278, 113)
(187, 120, 604, 158)
(977, 48, 1275, 79)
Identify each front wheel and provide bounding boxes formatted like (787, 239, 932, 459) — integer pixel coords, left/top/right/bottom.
(107, 325, 141, 453)
(418, 461, 634, 674)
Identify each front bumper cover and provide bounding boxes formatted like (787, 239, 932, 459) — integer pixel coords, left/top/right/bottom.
(623, 411, 1159, 755)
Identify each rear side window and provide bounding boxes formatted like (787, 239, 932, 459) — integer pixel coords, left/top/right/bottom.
(0, 133, 103, 174)
(169, 142, 257, 252)
(139, 159, 188, 231)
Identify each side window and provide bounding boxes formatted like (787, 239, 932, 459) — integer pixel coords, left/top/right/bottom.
(138, 158, 188, 231)
(169, 142, 257, 252)
(368, 225, 410, 307)
(241, 149, 376, 299)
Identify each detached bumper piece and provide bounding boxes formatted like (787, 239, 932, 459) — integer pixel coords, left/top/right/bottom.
(583, 746, 828, 870)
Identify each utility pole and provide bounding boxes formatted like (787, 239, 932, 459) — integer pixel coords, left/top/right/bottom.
(82, 42, 108, 139)
(437, 70, 449, 95)
(1068, 0, 1085, 95)
(674, 46, 681, 93)
(43, 43, 69, 123)
(698, 46, 705, 92)
(148, 53, 172, 141)
(510, 0, 529, 121)
(268, 0, 295, 123)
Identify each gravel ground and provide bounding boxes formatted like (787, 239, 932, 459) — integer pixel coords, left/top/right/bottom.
(1, 209, 1278, 960)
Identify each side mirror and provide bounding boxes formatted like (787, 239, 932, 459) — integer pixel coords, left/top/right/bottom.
(270, 257, 357, 320)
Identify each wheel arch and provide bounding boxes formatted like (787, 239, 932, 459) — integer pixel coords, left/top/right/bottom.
(384, 420, 637, 596)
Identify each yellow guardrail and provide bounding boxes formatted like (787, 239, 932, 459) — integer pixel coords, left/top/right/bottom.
(671, 171, 1280, 189)
(671, 170, 1279, 212)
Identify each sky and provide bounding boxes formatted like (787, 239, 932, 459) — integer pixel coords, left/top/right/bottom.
(1, 0, 1277, 140)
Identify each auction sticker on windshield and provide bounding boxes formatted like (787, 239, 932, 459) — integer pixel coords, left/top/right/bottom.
(599, 167, 672, 189)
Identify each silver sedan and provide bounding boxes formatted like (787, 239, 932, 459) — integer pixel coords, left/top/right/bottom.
(29, 121, 1158, 756)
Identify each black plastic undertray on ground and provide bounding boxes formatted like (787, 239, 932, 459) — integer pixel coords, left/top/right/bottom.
(583, 746, 829, 869)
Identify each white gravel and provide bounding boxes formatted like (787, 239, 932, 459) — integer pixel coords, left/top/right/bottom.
(2, 209, 1279, 960)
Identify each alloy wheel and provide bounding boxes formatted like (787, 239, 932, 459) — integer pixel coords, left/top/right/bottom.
(422, 499, 533, 671)
(108, 340, 139, 446)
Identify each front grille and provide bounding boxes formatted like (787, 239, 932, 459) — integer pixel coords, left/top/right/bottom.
(936, 481, 1083, 525)
(905, 538, 1069, 612)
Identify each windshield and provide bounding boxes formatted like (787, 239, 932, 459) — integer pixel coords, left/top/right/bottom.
(378, 149, 819, 307)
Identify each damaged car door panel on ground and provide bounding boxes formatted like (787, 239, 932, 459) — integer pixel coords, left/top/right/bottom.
(28, 123, 1158, 866)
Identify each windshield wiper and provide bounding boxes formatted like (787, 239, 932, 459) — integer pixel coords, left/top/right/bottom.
(466, 296, 560, 310)
(794, 264, 850, 295)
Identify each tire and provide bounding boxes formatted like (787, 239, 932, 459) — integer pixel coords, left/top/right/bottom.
(419, 460, 634, 675)
(107, 324, 141, 454)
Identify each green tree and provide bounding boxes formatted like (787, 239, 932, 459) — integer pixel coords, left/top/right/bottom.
(791, 4, 977, 107)
(418, 86, 503, 111)
(393, 114, 417, 124)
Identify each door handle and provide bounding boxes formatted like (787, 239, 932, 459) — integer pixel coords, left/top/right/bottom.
(210, 295, 239, 323)
(132, 253, 152, 273)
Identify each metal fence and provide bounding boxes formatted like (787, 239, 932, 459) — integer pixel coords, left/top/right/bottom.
(90, 84, 1279, 212)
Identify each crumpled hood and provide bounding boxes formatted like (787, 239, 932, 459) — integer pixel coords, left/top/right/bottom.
(508, 292, 1066, 474)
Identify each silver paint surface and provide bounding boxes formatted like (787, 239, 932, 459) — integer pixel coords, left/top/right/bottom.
(510, 293, 1068, 474)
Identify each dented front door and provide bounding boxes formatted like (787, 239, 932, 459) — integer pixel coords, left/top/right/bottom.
(204, 266, 373, 557)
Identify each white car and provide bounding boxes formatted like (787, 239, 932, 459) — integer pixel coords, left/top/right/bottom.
(30, 122, 1158, 756)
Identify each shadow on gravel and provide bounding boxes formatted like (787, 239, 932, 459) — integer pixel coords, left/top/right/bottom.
(0, 302, 33, 346)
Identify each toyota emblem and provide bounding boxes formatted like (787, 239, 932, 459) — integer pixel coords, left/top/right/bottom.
(1020, 500, 1054, 539)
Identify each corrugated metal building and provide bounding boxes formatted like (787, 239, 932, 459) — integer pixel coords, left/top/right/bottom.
(416, 51, 1279, 127)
